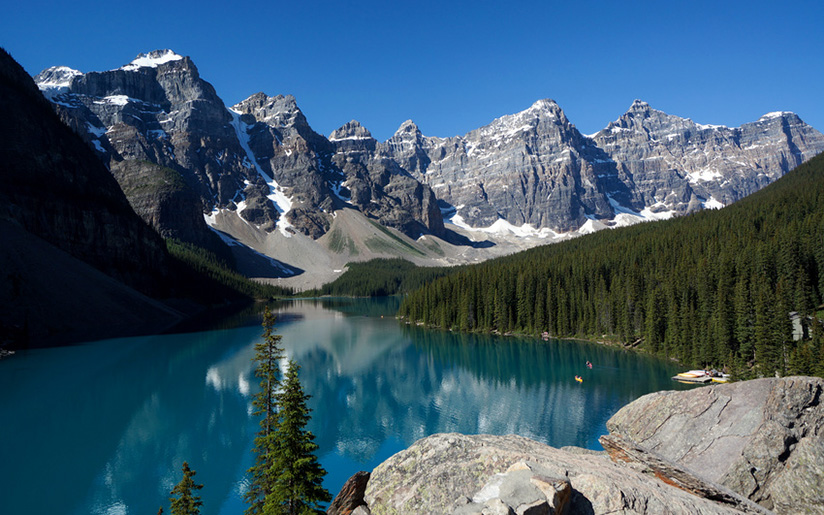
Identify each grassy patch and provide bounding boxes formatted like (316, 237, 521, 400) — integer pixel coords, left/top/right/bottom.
(366, 220, 425, 257)
(327, 228, 357, 254)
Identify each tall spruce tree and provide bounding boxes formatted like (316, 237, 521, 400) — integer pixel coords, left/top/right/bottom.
(169, 462, 203, 515)
(245, 307, 285, 514)
(265, 360, 331, 515)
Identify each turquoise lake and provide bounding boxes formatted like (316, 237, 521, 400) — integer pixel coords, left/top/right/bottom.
(0, 297, 692, 514)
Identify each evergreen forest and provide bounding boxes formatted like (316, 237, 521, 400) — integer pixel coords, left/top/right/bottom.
(306, 258, 454, 297)
(399, 153, 824, 378)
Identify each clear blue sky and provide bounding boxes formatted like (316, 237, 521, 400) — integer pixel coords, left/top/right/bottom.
(3, 0, 823, 141)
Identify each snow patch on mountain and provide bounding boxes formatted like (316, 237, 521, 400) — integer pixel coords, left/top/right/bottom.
(93, 95, 132, 106)
(447, 213, 559, 239)
(229, 110, 294, 236)
(760, 111, 793, 120)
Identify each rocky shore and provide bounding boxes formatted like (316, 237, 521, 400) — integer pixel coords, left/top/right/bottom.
(328, 376, 823, 514)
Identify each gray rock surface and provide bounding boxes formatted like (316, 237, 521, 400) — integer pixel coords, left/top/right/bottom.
(363, 433, 748, 514)
(607, 376, 824, 513)
(33, 52, 824, 249)
(35, 50, 279, 238)
(376, 99, 824, 232)
(330, 120, 445, 238)
(589, 100, 824, 218)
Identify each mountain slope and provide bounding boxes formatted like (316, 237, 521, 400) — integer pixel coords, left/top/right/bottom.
(0, 47, 183, 344)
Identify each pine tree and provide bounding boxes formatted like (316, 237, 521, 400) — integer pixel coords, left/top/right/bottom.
(265, 360, 331, 514)
(245, 307, 285, 514)
(169, 462, 203, 515)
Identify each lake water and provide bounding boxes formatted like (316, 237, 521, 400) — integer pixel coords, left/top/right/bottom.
(0, 298, 692, 514)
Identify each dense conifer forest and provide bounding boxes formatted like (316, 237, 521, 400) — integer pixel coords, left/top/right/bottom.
(306, 258, 454, 297)
(166, 239, 294, 300)
(399, 153, 824, 378)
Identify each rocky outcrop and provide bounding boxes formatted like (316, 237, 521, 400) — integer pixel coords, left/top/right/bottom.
(599, 434, 768, 514)
(327, 471, 370, 515)
(606, 376, 824, 513)
(362, 433, 751, 514)
(346, 377, 824, 514)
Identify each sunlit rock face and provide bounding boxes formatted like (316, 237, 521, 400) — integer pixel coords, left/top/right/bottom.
(607, 376, 824, 513)
(377, 99, 824, 233)
(363, 433, 749, 515)
(35, 50, 279, 241)
(36, 51, 824, 242)
(589, 100, 824, 219)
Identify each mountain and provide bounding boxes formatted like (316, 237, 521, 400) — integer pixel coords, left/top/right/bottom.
(375, 98, 824, 233)
(589, 99, 824, 218)
(0, 47, 182, 344)
(33, 50, 824, 290)
(35, 53, 444, 246)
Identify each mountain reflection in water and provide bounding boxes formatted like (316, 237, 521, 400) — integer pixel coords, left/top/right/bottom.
(0, 298, 689, 515)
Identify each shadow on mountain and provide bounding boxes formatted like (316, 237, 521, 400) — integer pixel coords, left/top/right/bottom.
(441, 227, 496, 249)
(230, 240, 304, 279)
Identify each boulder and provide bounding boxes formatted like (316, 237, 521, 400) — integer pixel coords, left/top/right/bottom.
(363, 433, 748, 514)
(606, 376, 824, 513)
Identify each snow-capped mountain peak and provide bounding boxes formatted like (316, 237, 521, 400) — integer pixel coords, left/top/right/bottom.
(759, 111, 794, 121)
(34, 66, 82, 98)
(528, 98, 561, 113)
(121, 50, 184, 71)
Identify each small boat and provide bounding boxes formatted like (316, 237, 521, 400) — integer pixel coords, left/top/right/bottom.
(586, 361, 593, 369)
(672, 370, 712, 383)
(673, 375, 712, 384)
(672, 369, 730, 384)
(575, 375, 583, 383)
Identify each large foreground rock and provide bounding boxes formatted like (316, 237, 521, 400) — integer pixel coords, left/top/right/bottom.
(607, 376, 824, 513)
(363, 433, 752, 514)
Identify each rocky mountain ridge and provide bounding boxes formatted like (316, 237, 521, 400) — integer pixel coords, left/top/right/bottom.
(33, 50, 824, 287)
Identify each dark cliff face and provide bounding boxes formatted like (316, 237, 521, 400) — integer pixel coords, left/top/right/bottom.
(0, 47, 198, 345)
(109, 159, 228, 258)
(0, 47, 170, 294)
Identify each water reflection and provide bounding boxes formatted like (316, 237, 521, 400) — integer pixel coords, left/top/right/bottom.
(0, 298, 688, 515)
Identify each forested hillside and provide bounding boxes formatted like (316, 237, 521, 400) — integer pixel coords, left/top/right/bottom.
(307, 258, 454, 297)
(399, 153, 824, 377)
